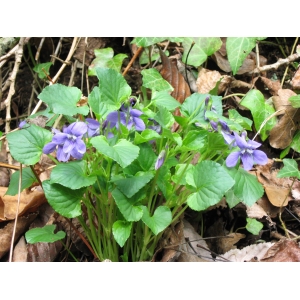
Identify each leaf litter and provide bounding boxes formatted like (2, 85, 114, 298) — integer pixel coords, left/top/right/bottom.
(1, 37, 300, 261)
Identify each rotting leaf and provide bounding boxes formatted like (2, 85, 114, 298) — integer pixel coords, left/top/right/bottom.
(159, 49, 191, 105)
(269, 89, 300, 149)
(0, 186, 46, 221)
(261, 239, 300, 262)
(0, 213, 37, 259)
(196, 67, 232, 95)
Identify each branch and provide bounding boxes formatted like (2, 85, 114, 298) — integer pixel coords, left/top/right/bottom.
(250, 52, 300, 74)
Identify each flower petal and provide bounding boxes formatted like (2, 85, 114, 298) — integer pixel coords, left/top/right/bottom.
(57, 146, 70, 162)
(75, 138, 86, 154)
(240, 152, 254, 171)
(63, 139, 75, 153)
(226, 151, 241, 168)
(253, 150, 268, 165)
(233, 132, 249, 150)
(247, 139, 261, 150)
(43, 142, 57, 154)
(133, 117, 145, 131)
(68, 122, 88, 137)
(52, 133, 68, 144)
(130, 109, 143, 118)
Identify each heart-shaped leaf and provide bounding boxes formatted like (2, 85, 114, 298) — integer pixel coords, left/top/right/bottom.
(112, 221, 133, 247)
(112, 188, 144, 222)
(50, 160, 97, 189)
(38, 83, 89, 116)
(141, 206, 172, 235)
(7, 124, 52, 165)
(42, 180, 85, 218)
(25, 225, 65, 244)
(91, 136, 139, 168)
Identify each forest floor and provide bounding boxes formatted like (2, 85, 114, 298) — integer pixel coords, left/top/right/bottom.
(1, 37, 300, 262)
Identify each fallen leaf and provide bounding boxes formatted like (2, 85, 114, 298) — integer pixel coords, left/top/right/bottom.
(221, 242, 274, 262)
(269, 89, 300, 149)
(177, 219, 212, 262)
(291, 67, 300, 90)
(160, 49, 191, 104)
(196, 67, 232, 94)
(259, 76, 281, 96)
(0, 213, 37, 259)
(0, 186, 47, 221)
(261, 239, 300, 262)
(218, 233, 246, 254)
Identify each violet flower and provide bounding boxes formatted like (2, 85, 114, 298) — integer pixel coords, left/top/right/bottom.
(19, 120, 27, 129)
(43, 122, 88, 162)
(226, 131, 268, 171)
(106, 107, 146, 131)
(85, 118, 100, 137)
(155, 150, 166, 170)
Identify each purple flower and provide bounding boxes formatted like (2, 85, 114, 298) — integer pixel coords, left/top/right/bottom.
(43, 122, 88, 162)
(210, 120, 236, 146)
(106, 107, 146, 131)
(226, 131, 268, 171)
(85, 118, 100, 137)
(155, 150, 166, 170)
(19, 120, 27, 129)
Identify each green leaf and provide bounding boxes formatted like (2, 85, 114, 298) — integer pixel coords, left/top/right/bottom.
(95, 67, 131, 108)
(246, 218, 263, 235)
(141, 68, 174, 92)
(153, 106, 175, 129)
(38, 83, 89, 116)
(134, 129, 161, 144)
(180, 93, 222, 126)
(6, 167, 38, 196)
(33, 62, 53, 79)
(172, 164, 193, 185)
(131, 37, 169, 47)
(137, 143, 157, 171)
(240, 90, 276, 141)
(226, 37, 266, 75)
(141, 206, 172, 235)
(157, 165, 173, 198)
(107, 53, 128, 72)
(112, 188, 144, 222)
(226, 167, 264, 206)
(112, 220, 132, 247)
(277, 158, 300, 178)
(225, 189, 241, 208)
(7, 124, 52, 165)
(290, 131, 300, 153)
(182, 37, 222, 67)
(228, 109, 253, 131)
(139, 47, 169, 65)
(25, 225, 66, 244)
(88, 86, 114, 119)
(42, 180, 85, 218)
(50, 160, 97, 189)
(186, 161, 235, 211)
(112, 171, 154, 198)
(181, 130, 207, 151)
(151, 91, 180, 111)
(91, 136, 139, 168)
(289, 95, 300, 108)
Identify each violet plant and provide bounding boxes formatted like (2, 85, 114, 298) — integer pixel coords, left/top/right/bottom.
(6, 66, 269, 262)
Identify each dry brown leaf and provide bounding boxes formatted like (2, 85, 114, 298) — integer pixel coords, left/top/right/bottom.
(259, 76, 281, 96)
(0, 213, 37, 259)
(12, 236, 27, 262)
(196, 67, 232, 94)
(218, 233, 246, 254)
(261, 239, 300, 262)
(255, 159, 293, 207)
(159, 49, 191, 105)
(0, 186, 47, 221)
(177, 219, 212, 262)
(291, 67, 300, 90)
(221, 242, 274, 262)
(246, 202, 267, 219)
(269, 89, 300, 149)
